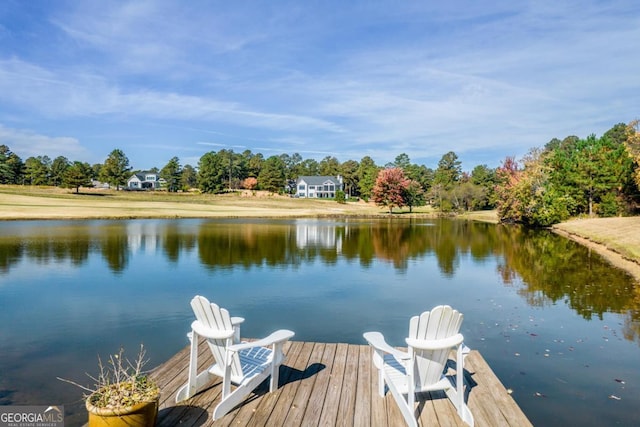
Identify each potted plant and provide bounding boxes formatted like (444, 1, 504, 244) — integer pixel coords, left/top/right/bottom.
(59, 344, 160, 427)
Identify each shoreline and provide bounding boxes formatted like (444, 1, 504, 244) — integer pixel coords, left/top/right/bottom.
(2, 187, 639, 282)
(551, 227, 640, 283)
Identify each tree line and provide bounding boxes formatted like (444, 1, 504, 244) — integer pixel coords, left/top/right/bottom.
(0, 120, 638, 225)
(495, 121, 640, 226)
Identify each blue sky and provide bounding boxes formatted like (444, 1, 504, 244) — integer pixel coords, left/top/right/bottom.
(0, 1, 638, 172)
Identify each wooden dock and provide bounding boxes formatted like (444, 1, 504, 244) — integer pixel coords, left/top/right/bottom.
(148, 340, 532, 427)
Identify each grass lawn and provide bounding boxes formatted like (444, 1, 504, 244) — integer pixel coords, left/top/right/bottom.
(553, 217, 640, 274)
(0, 185, 437, 220)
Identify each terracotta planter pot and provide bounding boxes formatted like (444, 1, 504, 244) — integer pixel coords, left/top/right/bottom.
(86, 389, 159, 427)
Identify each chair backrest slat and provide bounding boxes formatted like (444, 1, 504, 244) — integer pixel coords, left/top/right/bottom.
(191, 295, 242, 377)
(408, 305, 463, 389)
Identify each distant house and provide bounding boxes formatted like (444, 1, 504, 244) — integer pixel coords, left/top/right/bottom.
(127, 172, 164, 190)
(295, 175, 343, 198)
(91, 180, 110, 189)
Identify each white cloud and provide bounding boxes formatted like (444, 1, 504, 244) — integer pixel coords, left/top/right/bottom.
(0, 124, 87, 160)
(0, 1, 638, 169)
(0, 58, 345, 135)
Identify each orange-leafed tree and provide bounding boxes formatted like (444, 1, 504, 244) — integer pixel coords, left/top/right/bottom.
(372, 167, 409, 213)
(243, 177, 258, 190)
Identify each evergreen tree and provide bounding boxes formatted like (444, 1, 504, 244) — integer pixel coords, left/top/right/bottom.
(258, 156, 286, 192)
(219, 149, 245, 190)
(603, 122, 629, 145)
(280, 153, 303, 191)
(91, 163, 103, 182)
(357, 156, 379, 201)
(548, 134, 632, 216)
(470, 164, 497, 208)
(50, 156, 70, 186)
(62, 161, 93, 193)
(299, 158, 319, 176)
(160, 156, 182, 192)
(339, 159, 359, 198)
(403, 180, 425, 213)
(180, 164, 197, 190)
(433, 151, 461, 189)
(0, 157, 12, 184)
(0, 145, 23, 184)
(318, 156, 340, 176)
(197, 151, 227, 193)
(393, 153, 411, 170)
(24, 156, 50, 185)
(407, 164, 433, 194)
(243, 150, 263, 178)
(100, 149, 131, 190)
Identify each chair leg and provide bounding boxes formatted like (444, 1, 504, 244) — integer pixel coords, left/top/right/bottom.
(269, 343, 285, 392)
(270, 362, 280, 392)
(378, 368, 385, 396)
(384, 378, 418, 427)
(456, 345, 464, 413)
(176, 330, 204, 402)
(213, 372, 270, 420)
(176, 370, 216, 402)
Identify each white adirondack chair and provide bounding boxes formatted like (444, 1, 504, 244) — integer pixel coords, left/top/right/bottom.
(175, 295, 295, 420)
(363, 305, 474, 427)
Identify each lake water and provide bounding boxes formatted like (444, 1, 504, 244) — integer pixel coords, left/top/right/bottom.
(0, 218, 639, 426)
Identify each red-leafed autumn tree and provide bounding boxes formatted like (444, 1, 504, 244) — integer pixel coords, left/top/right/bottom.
(372, 167, 409, 213)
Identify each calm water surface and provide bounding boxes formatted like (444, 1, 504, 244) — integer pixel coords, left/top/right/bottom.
(0, 218, 639, 426)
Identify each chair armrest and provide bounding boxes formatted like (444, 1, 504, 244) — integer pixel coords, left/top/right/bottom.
(230, 317, 245, 343)
(191, 320, 235, 340)
(363, 332, 410, 360)
(227, 329, 295, 353)
(405, 333, 464, 350)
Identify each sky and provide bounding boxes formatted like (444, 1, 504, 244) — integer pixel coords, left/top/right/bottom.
(0, 1, 638, 172)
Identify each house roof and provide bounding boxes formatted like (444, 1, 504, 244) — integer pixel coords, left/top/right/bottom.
(296, 176, 341, 185)
(129, 172, 159, 182)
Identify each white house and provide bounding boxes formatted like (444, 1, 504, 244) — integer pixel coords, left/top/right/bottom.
(127, 172, 163, 190)
(295, 175, 343, 198)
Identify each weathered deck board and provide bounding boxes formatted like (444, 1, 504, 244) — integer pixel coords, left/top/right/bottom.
(369, 343, 387, 427)
(299, 342, 336, 426)
(318, 342, 349, 427)
(148, 340, 531, 427)
(353, 345, 371, 427)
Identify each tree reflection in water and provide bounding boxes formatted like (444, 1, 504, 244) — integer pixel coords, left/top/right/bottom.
(1, 218, 640, 426)
(0, 218, 638, 343)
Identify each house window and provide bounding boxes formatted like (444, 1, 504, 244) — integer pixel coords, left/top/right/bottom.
(328, 185, 334, 191)
(145, 175, 156, 181)
(309, 185, 315, 190)
(298, 184, 305, 190)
